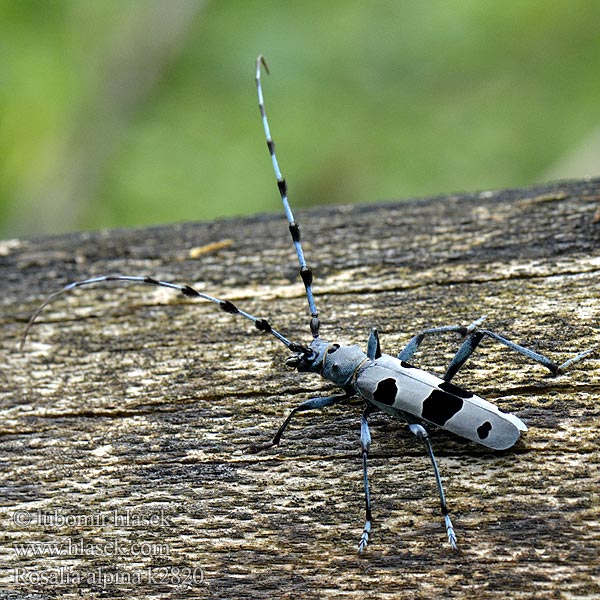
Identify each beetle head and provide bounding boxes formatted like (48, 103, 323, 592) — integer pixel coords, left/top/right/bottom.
(286, 338, 330, 373)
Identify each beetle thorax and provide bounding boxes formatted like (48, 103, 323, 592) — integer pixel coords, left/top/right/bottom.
(322, 343, 369, 387)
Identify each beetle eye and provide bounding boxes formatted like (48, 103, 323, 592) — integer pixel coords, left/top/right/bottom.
(327, 344, 340, 354)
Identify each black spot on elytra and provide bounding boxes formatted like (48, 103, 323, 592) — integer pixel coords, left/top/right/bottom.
(477, 421, 493, 440)
(438, 381, 474, 399)
(421, 389, 464, 426)
(400, 361, 417, 369)
(373, 378, 398, 406)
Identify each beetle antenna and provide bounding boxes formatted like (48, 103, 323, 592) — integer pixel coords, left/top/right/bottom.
(20, 275, 310, 355)
(256, 55, 320, 339)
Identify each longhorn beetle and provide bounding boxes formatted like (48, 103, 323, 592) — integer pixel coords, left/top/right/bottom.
(21, 56, 596, 553)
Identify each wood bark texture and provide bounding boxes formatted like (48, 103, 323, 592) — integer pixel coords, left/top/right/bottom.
(1, 178, 599, 599)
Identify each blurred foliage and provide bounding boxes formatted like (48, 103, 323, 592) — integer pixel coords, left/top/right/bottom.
(2, 0, 600, 237)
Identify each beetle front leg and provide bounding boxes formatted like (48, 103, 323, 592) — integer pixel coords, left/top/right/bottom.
(367, 328, 382, 360)
(246, 392, 353, 453)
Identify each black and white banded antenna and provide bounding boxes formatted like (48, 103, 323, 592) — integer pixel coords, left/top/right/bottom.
(255, 55, 320, 339)
(20, 275, 310, 355)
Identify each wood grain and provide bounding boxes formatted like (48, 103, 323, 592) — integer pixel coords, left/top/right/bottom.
(1, 179, 599, 599)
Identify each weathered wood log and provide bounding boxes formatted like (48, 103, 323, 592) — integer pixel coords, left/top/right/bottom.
(1, 178, 599, 599)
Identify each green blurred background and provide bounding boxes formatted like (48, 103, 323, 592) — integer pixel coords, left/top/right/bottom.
(2, 0, 600, 238)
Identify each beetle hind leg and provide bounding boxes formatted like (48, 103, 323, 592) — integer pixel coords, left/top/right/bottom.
(397, 316, 596, 383)
(409, 423, 458, 550)
(443, 328, 597, 382)
(358, 404, 376, 553)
